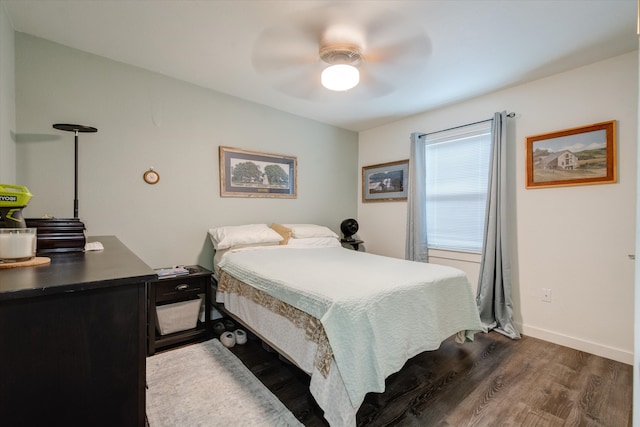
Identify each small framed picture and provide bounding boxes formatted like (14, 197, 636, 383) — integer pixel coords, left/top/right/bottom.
(219, 146, 297, 198)
(526, 121, 616, 189)
(362, 160, 409, 203)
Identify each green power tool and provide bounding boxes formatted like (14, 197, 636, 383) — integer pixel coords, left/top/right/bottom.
(0, 184, 33, 228)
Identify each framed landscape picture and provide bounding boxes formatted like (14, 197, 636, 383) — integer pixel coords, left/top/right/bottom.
(362, 159, 409, 203)
(525, 121, 617, 189)
(219, 146, 297, 198)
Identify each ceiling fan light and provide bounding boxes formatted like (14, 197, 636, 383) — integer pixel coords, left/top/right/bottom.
(321, 64, 359, 91)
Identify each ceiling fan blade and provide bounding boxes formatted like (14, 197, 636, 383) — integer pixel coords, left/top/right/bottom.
(252, 28, 319, 72)
(251, 7, 335, 74)
(252, 4, 363, 71)
(365, 34, 432, 67)
(357, 68, 396, 97)
(268, 64, 324, 99)
(253, 50, 318, 75)
(361, 6, 407, 39)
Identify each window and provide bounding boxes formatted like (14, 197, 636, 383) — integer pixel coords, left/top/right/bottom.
(423, 121, 492, 252)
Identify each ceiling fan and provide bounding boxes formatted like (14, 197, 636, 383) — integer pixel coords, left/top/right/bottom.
(251, 4, 431, 99)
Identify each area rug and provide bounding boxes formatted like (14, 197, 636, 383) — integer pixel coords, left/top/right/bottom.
(146, 339, 302, 426)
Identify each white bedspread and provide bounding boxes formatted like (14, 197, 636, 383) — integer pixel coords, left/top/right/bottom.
(218, 246, 482, 410)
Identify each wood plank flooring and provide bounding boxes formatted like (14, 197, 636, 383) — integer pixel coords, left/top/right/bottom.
(228, 331, 632, 426)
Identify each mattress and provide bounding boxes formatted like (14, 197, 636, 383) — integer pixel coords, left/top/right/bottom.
(216, 245, 482, 426)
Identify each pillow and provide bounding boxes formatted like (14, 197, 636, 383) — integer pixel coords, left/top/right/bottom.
(270, 223, 292, 245)
(286, 237, 341, 248)
(283, 224, 339, 239)
(208, 224, 283, 250)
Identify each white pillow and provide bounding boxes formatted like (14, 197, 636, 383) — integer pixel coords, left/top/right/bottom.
(286, 237, 341, 248)
(208, 224, 283, 250)
(283, 224, 339, 239)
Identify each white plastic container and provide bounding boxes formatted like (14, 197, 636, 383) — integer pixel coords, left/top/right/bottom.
(156, 296, 203, 335)
(0, 228, 37, 262)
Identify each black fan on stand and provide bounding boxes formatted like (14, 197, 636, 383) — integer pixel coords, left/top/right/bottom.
(340, 218, 363, 250)
(340, 218, 359, 241)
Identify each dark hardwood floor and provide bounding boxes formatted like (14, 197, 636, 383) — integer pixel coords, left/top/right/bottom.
(228, 331, 632, 426)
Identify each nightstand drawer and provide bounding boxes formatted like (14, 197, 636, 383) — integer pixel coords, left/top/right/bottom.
(154, 278, 205, 303)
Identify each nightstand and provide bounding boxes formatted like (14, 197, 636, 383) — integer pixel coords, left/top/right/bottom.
(147, 265, 212, 355)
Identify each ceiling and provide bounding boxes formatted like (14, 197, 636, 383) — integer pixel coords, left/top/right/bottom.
(2, 0, 637, 132)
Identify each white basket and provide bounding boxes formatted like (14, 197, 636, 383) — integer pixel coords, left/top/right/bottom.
(156, 296, 203, 335)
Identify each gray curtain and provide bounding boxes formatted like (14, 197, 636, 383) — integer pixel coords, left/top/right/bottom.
(405, 132, 428, 262)
(476, 111, 520, 339)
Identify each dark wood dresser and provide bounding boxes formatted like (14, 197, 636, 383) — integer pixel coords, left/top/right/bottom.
(0, 235, 155, 427)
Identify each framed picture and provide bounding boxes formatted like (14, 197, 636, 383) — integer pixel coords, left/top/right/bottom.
(362, 159, 409, 203)
(526, 120, 617, 189)
(219, 146, 297, 198)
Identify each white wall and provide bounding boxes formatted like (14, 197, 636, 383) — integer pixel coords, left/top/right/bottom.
(633, 34, 640, 427)
(15, 34, 359, 270)
(634, 39, 640, 426)
(0, 3, 15, 183)
(359, 51, 638, 364)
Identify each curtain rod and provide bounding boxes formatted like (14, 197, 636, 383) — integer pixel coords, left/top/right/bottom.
(418, 112, 515, 138)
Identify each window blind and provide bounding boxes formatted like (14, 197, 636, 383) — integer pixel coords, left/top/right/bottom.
(424, 121, 492, 252)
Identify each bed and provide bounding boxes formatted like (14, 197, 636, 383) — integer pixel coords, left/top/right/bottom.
(209, 223, 482, 427)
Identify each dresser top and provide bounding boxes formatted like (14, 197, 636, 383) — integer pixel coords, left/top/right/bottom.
(0, 236, 156, 301)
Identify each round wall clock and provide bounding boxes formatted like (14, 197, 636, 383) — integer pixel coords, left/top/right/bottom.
(143, 169, 160, 185)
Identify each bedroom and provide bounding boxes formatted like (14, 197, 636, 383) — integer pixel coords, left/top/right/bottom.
(0, 0, 637, 425)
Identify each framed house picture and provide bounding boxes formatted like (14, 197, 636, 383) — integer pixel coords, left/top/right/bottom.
(525, 121, 617, 189)
(362, 159, 409, 203)
(219, 146, 297, 198)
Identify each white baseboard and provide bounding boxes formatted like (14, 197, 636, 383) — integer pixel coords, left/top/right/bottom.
(516, 322, 633, 365)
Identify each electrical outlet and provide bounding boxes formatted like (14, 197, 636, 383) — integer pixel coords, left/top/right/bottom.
(541, 288, 552, 303)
